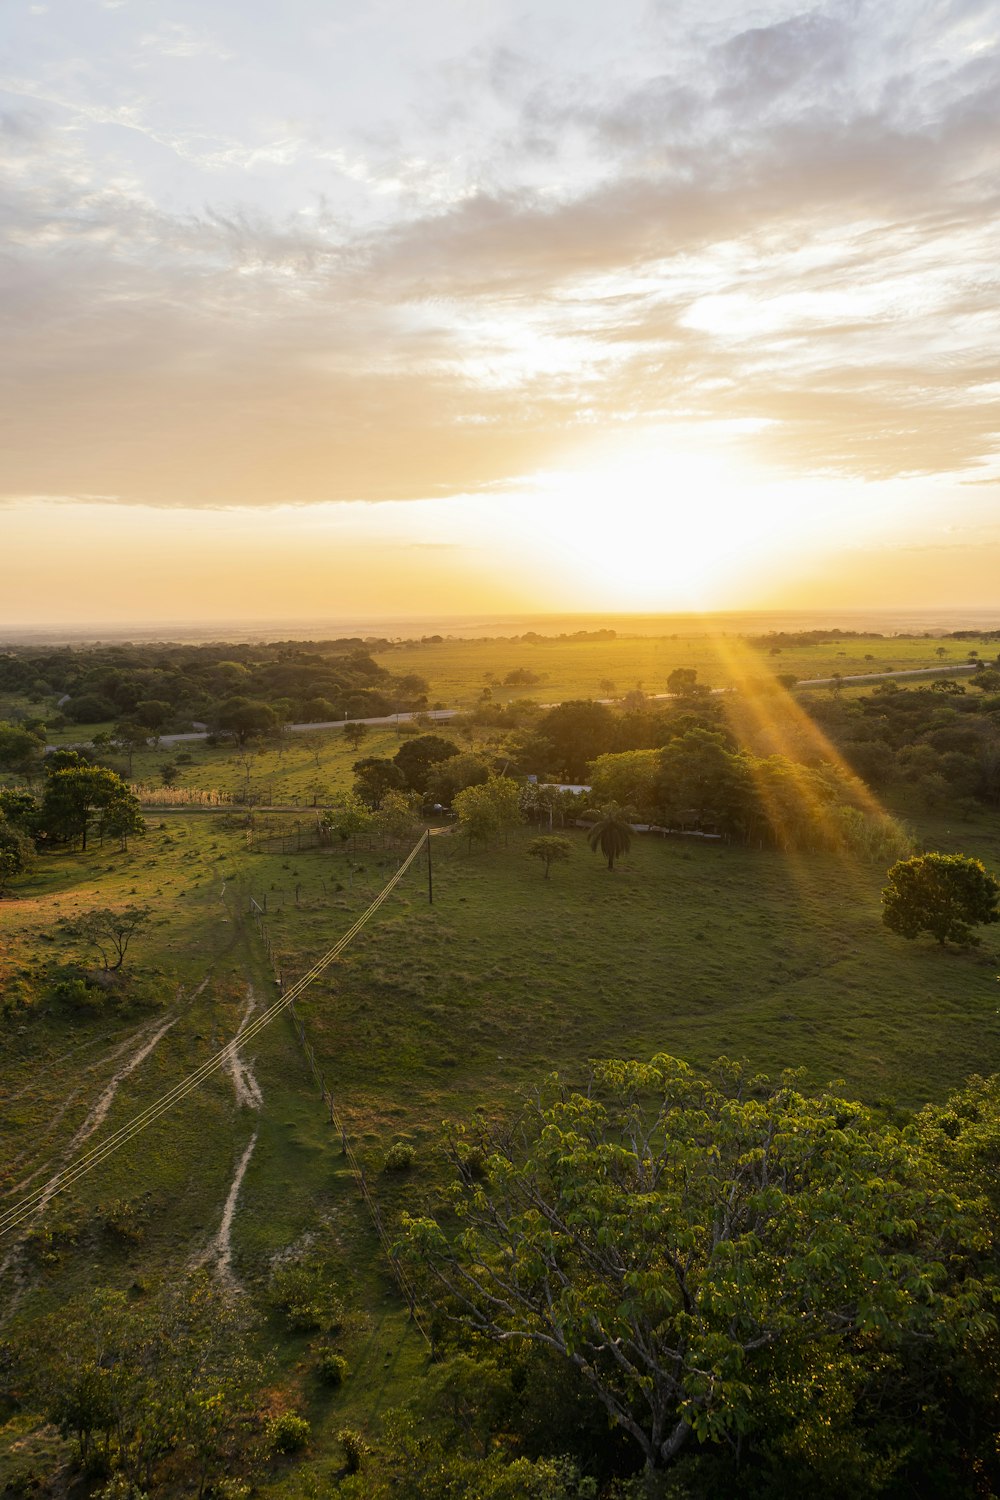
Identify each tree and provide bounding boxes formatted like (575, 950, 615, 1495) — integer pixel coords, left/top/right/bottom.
(343, 721, 369, 750)
(403, 1054, 993, 1477)
(393, 734, 460, 793)
(453, 775, 524, 852)
(0, 721, 44, 784)
(215, 696, 276, 746)
(373, 789, 421, 847)
(666, 666, 710, 700)
(322, 791, 373, 852)
(39, 765, 141, 852)
(587, 749, 660, 819)
(537, 701, 617, 782)
(28, 1274, 265, 1496)
(112, 720, 149, 776)
(353, 756, 406, 811)
(160, 761, 181, 787)
(0, 813, 36, 895)
(526, 835, 571, 879)
(426, 751, 492, 806)
(76, 905, 153, 969)
(586, 803, 632, 870)
(882, 852, 1000, 947)
(103, 796, 147, 853)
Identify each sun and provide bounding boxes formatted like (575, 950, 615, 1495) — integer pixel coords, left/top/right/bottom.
(499, 431, 782, 609)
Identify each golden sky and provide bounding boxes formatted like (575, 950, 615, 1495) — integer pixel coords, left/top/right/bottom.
(2, 0, 999, 625)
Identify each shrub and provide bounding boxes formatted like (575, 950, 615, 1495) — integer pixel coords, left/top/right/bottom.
(267, 1411, 310, 1454)
(316, 1349, 349, 1386)
(269, 1257, 344, 1333)
(383, 1141, 416, 1173)
(338, 1427, 368, 1474)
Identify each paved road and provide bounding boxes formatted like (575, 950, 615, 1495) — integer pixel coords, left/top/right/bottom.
(95, 660, 986, 752)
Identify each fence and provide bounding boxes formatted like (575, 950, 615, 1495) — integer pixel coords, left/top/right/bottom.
(247, 819, 328, 855)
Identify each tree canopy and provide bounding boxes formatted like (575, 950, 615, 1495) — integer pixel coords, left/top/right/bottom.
(882, 852, 1000, 946)
(404, 1054, 997, 1481)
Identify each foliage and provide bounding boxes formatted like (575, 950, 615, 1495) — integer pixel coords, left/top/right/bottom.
(393, 734, 460, 793)
(322, 790, 374, 849)
(527, 835, 572, 879)
(537, 701, 617, 782)
(666, 666, 711, 700)
(215, 696, 276, 745)
(268, 1256, 345, 1333)
(0, 720, 45, 781)
(882, 852, 1000, 946)
(587, 749, 660, 819)
(384, 1140, 417, 1172)
(372, 789, 422, 847)
(586, 804, 633, 870)
(453, 774, 524, 851)
(316, 1350, 349, 1386)
(0, 813, 36, 894)
(75, 905, 153, 970)
(38, 764, 142, 853)
(338, 1428, 369, 1474)
(343, 720, 369, 749)
(267, 1411, 310, 1454)
(425, 750, 493, 805)
(23, 1275, 265, 1497)
(403, 1054, 996, 1475)
(353, 755, 407, 810)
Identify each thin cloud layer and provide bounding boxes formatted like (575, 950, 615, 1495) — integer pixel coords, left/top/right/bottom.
(1, 0, 998, 509)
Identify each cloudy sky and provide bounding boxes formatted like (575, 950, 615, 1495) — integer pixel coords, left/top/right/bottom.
(2, 0, 999, 625)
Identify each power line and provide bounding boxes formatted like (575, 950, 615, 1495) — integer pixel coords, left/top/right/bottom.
(0, 832, 429, 1239)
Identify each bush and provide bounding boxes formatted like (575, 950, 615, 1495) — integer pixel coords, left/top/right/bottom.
(338, 1427, 368, 1474)
(269, 1256, 344, 1333)
(383, 1141, 416, 1173)
(316, 1349, 349, 1386)
(267, 1411, 310, 1454)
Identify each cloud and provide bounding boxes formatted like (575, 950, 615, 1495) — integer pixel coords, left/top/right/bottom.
(2, 1, 999, 508)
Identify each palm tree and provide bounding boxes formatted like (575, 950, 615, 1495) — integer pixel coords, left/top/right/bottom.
(587, 803, 633, 871)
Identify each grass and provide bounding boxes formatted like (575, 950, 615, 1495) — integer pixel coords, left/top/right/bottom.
(372, 632, 997, 707)
(3, 634, 1000, 1492)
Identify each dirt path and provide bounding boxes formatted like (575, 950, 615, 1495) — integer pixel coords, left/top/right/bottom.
(192, 1130, 259, 1289)
(225, 987, 264, 1110)
(0, 1012, 178, 1316)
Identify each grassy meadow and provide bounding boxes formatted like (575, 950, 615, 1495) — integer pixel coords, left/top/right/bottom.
(373, 630, 994, 707)
(3, 629, 1000, 1492)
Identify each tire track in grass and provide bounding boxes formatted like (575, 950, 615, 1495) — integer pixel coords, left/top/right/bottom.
(194, 985, 263, 1288)
(0, 1013, 178, 1312)
(192, 1131, 259, 1289)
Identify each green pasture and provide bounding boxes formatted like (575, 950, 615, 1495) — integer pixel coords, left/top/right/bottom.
(0, 818, 433, 1493)
(373, 631, 996, 706)
(3, 631, 1000, 1492)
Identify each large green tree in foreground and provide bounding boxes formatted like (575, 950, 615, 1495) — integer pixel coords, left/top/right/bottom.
(404, 1055, 996, 1478)
(882, 851, 1000, 946)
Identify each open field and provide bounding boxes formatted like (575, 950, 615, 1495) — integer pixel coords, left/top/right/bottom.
(373, 631, 998, 708)
(4, 801, 1000, 1489)
(3, 631, 1000, 1492)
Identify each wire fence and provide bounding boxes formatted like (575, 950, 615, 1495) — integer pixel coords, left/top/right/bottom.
(0, 829, 432, 1297)
(247, 820, 329, 855)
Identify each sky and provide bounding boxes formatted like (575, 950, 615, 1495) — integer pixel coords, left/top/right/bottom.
(2, 0, 999, 627)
